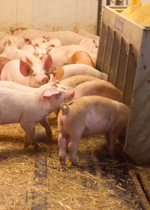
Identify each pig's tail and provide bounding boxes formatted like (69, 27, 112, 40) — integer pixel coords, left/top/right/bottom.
(60, 103, 69, 115)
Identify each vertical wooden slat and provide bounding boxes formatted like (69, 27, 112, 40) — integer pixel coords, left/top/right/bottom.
(103, 26, 114, 75)
(96, 22, 108, 71)
(122, 44, 139, 107)
(124, 29, 150, 164)
(115, 37, 129, 91)
(108, 30, 121, 85)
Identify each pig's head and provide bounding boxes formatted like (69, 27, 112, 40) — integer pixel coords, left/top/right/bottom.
(19, 60, 49, 88)
(41, 84, 75, 112)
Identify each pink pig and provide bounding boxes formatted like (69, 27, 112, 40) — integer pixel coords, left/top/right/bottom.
(0, 82, 75, 148)
(12, 28, 98, 46)
(59, 75, 99, 88)
(48, 45, 97, 70)
(57, 96, 130, 165)
(0, 55, 52, 87)
(74, 80, 122, 102)
(51, 64, 108, 81)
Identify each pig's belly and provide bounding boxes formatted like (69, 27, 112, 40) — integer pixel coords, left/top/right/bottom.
(81, 117, 110, 137)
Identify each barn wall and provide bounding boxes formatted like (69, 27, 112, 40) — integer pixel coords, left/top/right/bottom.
(0, 0, 98, 34)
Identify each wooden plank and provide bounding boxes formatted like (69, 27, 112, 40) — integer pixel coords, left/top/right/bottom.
(122, 44, 139, 107)
(96, 22, 108, 71)
(124, 29, 150, 164)
(115, 36, 129, 91)
(108, 30, 121, 85)
(103, 26, 114, 75)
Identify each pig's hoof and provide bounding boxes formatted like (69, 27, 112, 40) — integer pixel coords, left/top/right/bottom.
(33, 143, 39, 149)
(71, 160, 78, 166)
(59, 157, 66, 166)
(24, 142, 31, 148)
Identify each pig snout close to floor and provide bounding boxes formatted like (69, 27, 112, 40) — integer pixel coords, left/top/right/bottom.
(0, 83, 75, 149)
(57, 96, 130, 166)
(51, 64, 108, 81)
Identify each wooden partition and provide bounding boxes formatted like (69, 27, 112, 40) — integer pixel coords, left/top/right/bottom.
(96, 6, 150, 165)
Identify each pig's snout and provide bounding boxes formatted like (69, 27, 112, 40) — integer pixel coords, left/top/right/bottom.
(41, 77, 49, 84)
(60, 103, 69, 115)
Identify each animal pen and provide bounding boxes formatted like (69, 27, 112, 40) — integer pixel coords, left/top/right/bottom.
(0, 0, 149, 210)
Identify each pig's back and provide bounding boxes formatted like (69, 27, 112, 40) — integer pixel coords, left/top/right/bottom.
(62, 64, 108, 81)
(74, 80, 122, 101)
(59, 75, 99, 88)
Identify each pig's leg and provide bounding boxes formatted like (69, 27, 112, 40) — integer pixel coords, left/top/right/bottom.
(21, 123, 39, 149)
(68, 136, 81, 166)
(107, 132, 118, 157)
(104, 132, 110, 147)
(58, 132, 68, 165)
(39, 117, 52, 139)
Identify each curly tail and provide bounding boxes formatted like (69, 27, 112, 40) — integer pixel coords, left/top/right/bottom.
(60, 103, 69, 115)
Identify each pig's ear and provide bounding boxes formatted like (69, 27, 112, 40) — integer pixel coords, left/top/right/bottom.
(25, 56, 33, 66)
(42, 86, 59, 99)
(20, 60, 33, 76)
(42, 54, 53, 73)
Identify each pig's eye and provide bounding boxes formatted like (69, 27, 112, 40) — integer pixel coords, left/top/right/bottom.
(55, 93, 61, 98)
(33, 73, 36, 76)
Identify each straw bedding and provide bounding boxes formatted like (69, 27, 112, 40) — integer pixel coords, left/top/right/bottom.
(0, 112, 149, 209)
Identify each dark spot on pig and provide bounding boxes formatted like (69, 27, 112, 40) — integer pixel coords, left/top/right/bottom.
(68, 101, 74, 106)
(141, 53, 143, 57)
(143, 65, 146, 69)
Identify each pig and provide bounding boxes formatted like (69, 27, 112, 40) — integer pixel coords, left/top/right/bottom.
(68, 51, 94, 67)
(55, 78, 122, 116)
(79, 39, 98, 55)
(48, 45, 97, 70)
(0, 32, 9, 41)
(0, 83, 75, 148)
(30, 37, 48, 47)
(57, 96, 130, 165)
(0, 57, 10, 73)
(0, 59, 50, 87)
(59, 75, 99, 88)
(74, 28, 100, 41)
(0, 48, 53, 87)
(20, 44, 36, 54)
(51, 64, 108, 81)
(0, 34, 28, 53)
(12, 28, 98, 46)
(74, 80, 122, 102)
(36, 39, 62, 49)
